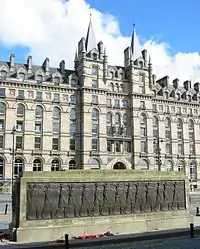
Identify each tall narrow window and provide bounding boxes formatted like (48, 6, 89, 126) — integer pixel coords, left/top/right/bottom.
(190, 161, 197, 180)
(70, 108, 76, 152)
(91, 108, 99, 151)
(14, 158, 23, 177)
(140, 113, 147, 153)
(106, 112, 112, 136)
(177, 118, 184, 155)
(188, 119, 195, 155)
(17, 104, 25, 116)
(153, 116, 159, 170)
(165, 117, 172, 154)
(0, 158, 4, 178)
(52, 107, 61, 133)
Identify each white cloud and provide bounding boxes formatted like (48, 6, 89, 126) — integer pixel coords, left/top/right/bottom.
(0, 0, 200, 83)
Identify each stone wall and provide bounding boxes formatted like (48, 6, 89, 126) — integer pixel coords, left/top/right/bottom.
(10, 170, 191, 243)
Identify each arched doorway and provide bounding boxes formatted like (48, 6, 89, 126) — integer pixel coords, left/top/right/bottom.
(113, 162, 126, 169)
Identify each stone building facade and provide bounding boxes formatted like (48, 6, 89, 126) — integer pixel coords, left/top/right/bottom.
(0, 19, 199, 189)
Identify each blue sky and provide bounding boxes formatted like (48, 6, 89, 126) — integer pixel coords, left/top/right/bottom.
(1, 0, 199, 63)
(88, 0, 200, 53)
(1, 0, 200, 82)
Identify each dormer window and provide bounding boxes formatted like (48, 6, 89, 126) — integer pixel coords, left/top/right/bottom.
(176, 93, 180, 100)
(188, 95, 192, 102)
(139, 61, 143, 68)
(164, 92, 169, 99)
(71, 79, 76, 87)
(35, 74, 43, 83)
(54, 77, 60, 85)
(92, 53, 97, 60)
(18, 72, 25, 82)
(115, 71, 118, 78)
(0, 71, 7, 79)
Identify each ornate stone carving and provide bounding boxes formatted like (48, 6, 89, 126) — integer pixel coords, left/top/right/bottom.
(25, 180, 186, 220)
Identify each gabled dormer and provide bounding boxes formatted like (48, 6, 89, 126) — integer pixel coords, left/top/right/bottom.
(0, 64, 9, 79)
(51, 71, 62, 85)
(68, 72, 78, 87)
(35, 68, 45, 83)
(17, 67, 27, 82)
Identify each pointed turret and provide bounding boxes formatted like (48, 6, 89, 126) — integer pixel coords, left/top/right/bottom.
(130, 24, 142, 61)
(85, 13, 96, 52)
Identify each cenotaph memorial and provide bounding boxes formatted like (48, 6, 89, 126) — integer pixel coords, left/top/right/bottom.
(10, 170, 192, 243)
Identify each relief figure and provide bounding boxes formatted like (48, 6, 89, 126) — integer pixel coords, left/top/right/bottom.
(27, 184, 45, 220)
(176, 181, 186, 209)
(154, 182, 163, 211)
(56, 184, 69, 218)
(93, 183, 104, 216)
(42, 183, 60, 219)
(79, 184, 95, 217)
(166, 181, 174, 210)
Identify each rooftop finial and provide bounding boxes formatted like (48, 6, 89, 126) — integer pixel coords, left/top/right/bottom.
(149, 54, 152, 65)
(85, 10, 96, 53)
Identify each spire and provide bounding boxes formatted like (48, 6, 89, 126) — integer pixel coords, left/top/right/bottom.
(130, 24, 142, 61)
(85, 12, 97, 52)
(75, 50, 78, 62)
(148, 55, 152, 67)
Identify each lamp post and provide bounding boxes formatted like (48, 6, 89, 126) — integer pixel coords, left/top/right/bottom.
(153, 138, 163, 171)
(11, 126, 16, 198)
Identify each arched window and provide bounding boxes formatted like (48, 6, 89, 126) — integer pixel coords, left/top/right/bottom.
(165, 160, 173, 171)
(153, 116, 158, 126)
(115, 84, 119, 92)
(0, 158, 4, 177)
(52, 107, 61, 133)
(177, 118, 183, 129)
(33, 159, 42, 171)
(89, 158, 100, 169)
(35, 105, 43, 118)
(165, 117, 172, 154)
(115, 113, 120, 124)
(140, 113, 147, 124)
(110, 83, 114, 91)
(51, 159, 60, 171)
(17, 104, 25, 116)
(189, 119, 194, 129)
(0, 103, 5, 115)
(70, 108, 76, 120)
(123, 113, 127, 124)
(140, 113, 147, 153)
(190, 161, 197, 180)
(69, 160, 76, 169)
(92, 108, 98, 120)
(140, 159, 149, 170)
(14, 158, 23, 177)
(107, 113, 112, 124)
(178, 160, 185, 173)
